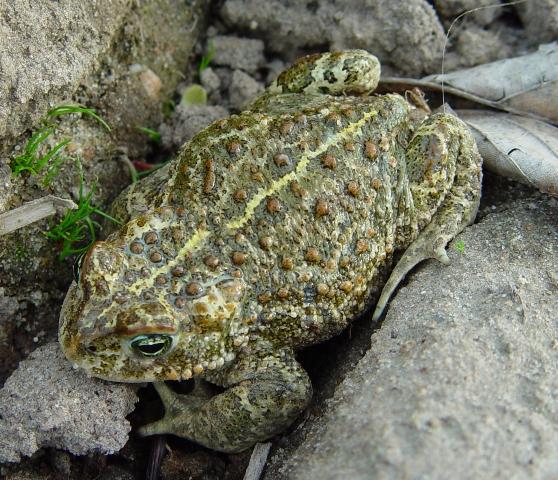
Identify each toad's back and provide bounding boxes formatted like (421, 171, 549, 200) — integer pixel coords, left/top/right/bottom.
(156, 92, 419, 348)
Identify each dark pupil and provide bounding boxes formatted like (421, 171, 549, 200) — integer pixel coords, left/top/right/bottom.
(131, 335, 171, 357)
(137, 342, 166, 355)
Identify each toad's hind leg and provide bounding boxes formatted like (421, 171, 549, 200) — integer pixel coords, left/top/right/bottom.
(138, 352, 312, 453)
(372, 114, 482, 321)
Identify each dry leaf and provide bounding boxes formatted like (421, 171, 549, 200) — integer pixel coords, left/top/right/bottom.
(423, 42, 558, 124)
(379, 42, 558, 125)
(458, 110, 558, 197)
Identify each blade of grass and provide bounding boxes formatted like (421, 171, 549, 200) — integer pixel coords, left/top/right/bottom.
(11, 127, 55, 175)
(47, 105, 111, 132)
(136, 126, 161, 144)
(199, 41, 215, 73)
(44, 170, 121, 260)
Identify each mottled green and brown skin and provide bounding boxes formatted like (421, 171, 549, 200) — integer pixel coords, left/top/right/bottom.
(59, 50, 482, 452)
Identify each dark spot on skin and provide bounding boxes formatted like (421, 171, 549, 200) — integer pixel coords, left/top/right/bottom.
(149, 252, 162, 263)
(365, 140, 377, 160)
(321, 154, 336, 169)
(258, 293, 272, 304)
(267, 198, 281, 214)
(204, 255, 219, 269)
(305, 248, 321, 263)
(234, 189, 247, 202)
(259, 236, 273, 250)
(172, 266, 185, 277)
(280, 121, 294, 135)
(315, 199, 329, 217)
(144, 232, 158, 244)
(156, 275, 167, 285)
(130, 242, 143, 254)
(347, 181, 359, 197)
(232, 251, 247, 265)
(185, 282, 203, 296)
(277, 288, 289, 299)
(203, 159, 216, 194)
(227, 141, 241, 155)
(175, 297, 186, 308)
(356, 239, 369, 254)
(326, 112, 341, 124)
(274, 153, 290, 167)
(281, 257, 294, 270)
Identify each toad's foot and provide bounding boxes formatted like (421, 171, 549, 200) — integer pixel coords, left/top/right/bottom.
(372, 114, 482, 321)
(138, 352, 312, 453)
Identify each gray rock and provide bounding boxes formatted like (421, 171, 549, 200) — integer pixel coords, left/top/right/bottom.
(211, 35, 266, 74)
(265, 194, 558, 479)
(434, 0, 501, 26)
(220, 0, 445, 76)
(0, 0, 129, 150)
(228, 70, 264, 111)
(516, 0, 558, 45)
(200, 67, 222, 94)
(0, 342, 138, 463)
(159, 104, 229, 151)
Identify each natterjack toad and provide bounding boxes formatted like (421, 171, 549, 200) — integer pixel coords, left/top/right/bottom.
(59, 50, 482, 452)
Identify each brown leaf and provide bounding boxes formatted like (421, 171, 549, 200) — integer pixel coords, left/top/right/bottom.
(458, 110, 558, 197)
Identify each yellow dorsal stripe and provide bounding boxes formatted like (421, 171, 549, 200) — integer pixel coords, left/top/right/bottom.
(128, 229, 210, 294)
(126, 108, 377, 294)
(226, 109, 377, 230)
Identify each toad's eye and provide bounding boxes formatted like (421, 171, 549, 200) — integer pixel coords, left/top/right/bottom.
(73, 252, 87, 283)
(130, 334, 173, 357)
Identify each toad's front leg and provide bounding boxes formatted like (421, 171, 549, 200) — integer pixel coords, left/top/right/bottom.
(138, 351, 312, 453)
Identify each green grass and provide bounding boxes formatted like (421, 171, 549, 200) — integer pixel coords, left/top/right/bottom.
(44, 170, 121, 260)
(136, 126, 161, 144)
(455, 239, 465, 253)
(162, 98, 176, 118)
(11, 104, 110, 184)
(11, 127, 70, 180)
(47, 105, 111, 132)
(198, 41, 215, 73)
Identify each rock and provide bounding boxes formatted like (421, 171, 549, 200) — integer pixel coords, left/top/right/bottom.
(265, 59, 286, 85)
(228, 70, 264, 111)
(211, 35, 266, 74)
(0, 0, 129, 150)
(220, 0, 445, 76)
(516, 0, 558, 45)
(265, 194, 558, 479)
(434, 0, 501, 26)
(0, 343, 138, 463)
(200, 67, 222, 94)
(159, 104, 229, 151)
(454, 25, 513, 68)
